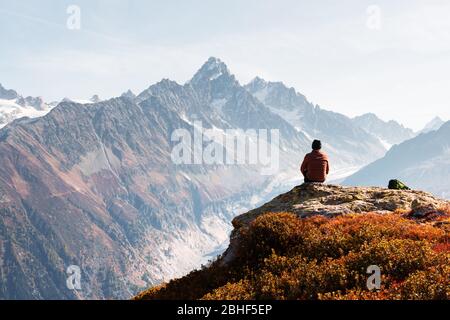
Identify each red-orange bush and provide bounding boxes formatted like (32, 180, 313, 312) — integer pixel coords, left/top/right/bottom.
(136, 212, 449, 300)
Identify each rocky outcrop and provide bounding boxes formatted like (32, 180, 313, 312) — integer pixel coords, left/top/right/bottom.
(224, 183, 449, 264)
(234, 183, 448, 224)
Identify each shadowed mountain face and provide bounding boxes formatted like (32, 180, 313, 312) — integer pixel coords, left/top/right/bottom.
(0, 58, 388, 299)
(345, 121, 450, 199)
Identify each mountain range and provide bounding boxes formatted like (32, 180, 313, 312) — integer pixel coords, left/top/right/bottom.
(345, 120, 450, 199)
(0, 57, 446, 299)
(351, 113, 415, 147)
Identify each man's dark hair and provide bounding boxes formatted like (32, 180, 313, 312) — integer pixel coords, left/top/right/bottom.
(312, 140, 322, 150)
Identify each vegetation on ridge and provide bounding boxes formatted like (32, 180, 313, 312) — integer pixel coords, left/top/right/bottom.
(135, 205, 450, 300)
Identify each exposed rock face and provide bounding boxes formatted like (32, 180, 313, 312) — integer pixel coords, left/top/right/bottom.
(234, 184, 448, 225)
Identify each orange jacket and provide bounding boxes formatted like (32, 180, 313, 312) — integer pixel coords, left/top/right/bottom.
(300, 150, 330, 182)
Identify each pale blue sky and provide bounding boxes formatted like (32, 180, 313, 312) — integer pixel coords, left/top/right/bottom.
(1, 0, 449, 130)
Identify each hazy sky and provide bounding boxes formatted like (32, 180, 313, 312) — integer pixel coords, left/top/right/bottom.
(1, 0, 449, 130)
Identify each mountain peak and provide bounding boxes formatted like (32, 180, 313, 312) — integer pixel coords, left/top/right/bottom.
(189, 57, 233, 85)
(204, 56, 226, 69)
(121, 89, 136, 100)
(245, 77, 268, 92)
(0, 83, 19, 100)
(356, 112, 378, 120)
(90, 95, 101, 103)
(421, 116, 445, 133)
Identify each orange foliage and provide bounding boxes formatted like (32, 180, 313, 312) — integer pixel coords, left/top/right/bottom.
(136, 212, 449, 300)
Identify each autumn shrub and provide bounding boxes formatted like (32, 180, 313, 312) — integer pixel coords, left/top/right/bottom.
(398, 264, 450, 300)
(343, 239, 438, 280)
(318, 288, 395, 300)
(134, 260, 230, 300)
(201, 279, 255, 300)
(254, 254, 320, 299)
(252, 253, 349, 300)
(137, 211, 449, 300)
(237, 212, 304, 263)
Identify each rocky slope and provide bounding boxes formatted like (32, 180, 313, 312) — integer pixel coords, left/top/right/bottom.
(136, 183, 450, 300)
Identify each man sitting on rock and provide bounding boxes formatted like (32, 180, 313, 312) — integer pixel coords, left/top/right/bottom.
(300, 140, 330, 183)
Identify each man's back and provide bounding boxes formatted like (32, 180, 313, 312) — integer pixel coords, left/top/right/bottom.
(301, 150, 329, 183)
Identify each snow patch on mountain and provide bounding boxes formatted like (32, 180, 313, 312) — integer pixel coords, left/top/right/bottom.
(0, 98, 52, 128)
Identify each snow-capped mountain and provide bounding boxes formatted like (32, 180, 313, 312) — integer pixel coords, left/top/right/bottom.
(352, 113, 415, 148)
(0, 83, 106, 129)
(344, 121, 450, 199)
(62, 95, 103, 105)
(0, 84, 54, 128)
(0, 58, 391, 300)
(244, 76, 387, 177)
(420, 116, 445, 134)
